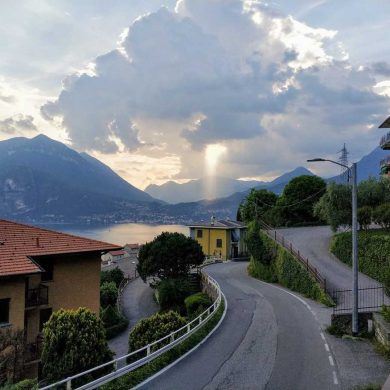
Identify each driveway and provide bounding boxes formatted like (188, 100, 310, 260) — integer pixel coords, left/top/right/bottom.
(276, 226, 384, 292)
(108, 277, 158, 358)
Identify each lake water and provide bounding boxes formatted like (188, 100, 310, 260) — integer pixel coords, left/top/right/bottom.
(54, 223, 188, 246)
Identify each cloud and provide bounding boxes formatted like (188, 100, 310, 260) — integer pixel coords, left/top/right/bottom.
(369, 61, 390, 77)
(0, 114, 37, 134)
(41, 0, 390, 182)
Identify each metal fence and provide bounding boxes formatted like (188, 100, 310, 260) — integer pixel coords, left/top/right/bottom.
(259, 220, 327, 291)
(330, 286, 385, 313)
(40, 271, 223, 390)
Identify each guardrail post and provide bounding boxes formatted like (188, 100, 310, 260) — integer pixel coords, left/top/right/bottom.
(66, 379, 72, 390)
(170, 333, 175, 343)
(187, 324, 191, 333)
(147, 345, 151, 356)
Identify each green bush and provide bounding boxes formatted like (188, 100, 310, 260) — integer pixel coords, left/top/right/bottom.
(248, 231, 333, 306)
(41, 308, 113, 383)
(156, 278, 194, 312)
(100, 282, 118, 308)
(184, 293, 212, 318)
(0, 379, 38, 390)
(128, 311, 186, 355)
(381, 306, 390, 323)
(373, 203, 390, 230)
(102, 299, 225, 390)
(101, 267, 125, 288)
(100, 305, 129, 339)
(330, 230, 390, 290)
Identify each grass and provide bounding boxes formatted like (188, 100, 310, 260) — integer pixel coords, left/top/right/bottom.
(101, 297, 225, 390)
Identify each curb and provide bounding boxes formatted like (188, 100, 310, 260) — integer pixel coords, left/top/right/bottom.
(133, 291, 228, 389)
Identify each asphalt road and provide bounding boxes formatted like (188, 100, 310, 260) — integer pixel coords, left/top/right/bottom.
(275, 226, 383, 292)
(141, 262, 338, 390)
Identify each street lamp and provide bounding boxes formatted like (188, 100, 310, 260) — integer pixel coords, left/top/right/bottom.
(307, 158, 359, 335)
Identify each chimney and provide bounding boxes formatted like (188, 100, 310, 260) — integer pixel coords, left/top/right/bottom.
(211, 216, 216, 226)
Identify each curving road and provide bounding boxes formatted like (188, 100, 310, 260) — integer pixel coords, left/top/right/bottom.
(140, 262, 338, 390)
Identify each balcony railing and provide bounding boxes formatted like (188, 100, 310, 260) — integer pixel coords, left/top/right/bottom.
(24, 335, 43, 363)
(380, 132, 390, 149)
(26, 284, 49, 308)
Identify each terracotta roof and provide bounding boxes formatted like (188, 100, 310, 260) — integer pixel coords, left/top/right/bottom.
(188, 220, 246, 229)
(0, 219, 120, 277)
(125, 244, 140, 249)
(108, 250, 127, 256)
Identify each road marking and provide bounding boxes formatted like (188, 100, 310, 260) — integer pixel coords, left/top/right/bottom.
(324, 343, 330, 352)
(333, 371, 339, 385)
(320, 332, 326, 341)
(329, 355, 334, 366)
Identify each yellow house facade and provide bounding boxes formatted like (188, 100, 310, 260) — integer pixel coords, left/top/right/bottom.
(189, 219, 247, 260)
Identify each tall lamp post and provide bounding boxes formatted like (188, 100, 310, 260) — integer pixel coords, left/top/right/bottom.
(307, 158, 359, 335)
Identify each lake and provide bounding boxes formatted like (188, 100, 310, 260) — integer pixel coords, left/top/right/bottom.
(54, 223, 188, 246)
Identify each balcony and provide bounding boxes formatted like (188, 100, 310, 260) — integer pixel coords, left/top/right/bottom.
(380, 157, 390, 175)
(24, 335, 43, 364)
(25, 284, 49, 308)
(380, 132, 390, 150)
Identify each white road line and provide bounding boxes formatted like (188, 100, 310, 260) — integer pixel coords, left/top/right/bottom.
(329, 355, 334, 366)
(320, 332, 326, 341)
(324, 343, 330, 352)
(333, 371, 339, 385)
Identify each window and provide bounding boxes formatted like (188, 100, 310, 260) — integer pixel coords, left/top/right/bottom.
(197, 229, 203, 238)
(216, 239, 223, 248)
(39, 259, 54, 281)
(0, 299, 10, 325)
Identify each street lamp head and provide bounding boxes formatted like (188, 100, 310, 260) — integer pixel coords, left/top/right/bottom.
(307, 158, 326, 162)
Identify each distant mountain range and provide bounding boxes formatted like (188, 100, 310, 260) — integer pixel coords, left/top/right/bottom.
(146, 167, 313, 203)
(0, 135, 158, 222)
(0, 135, 386, 224)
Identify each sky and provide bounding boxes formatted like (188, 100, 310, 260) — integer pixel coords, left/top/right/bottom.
(0, 0, 389, 189)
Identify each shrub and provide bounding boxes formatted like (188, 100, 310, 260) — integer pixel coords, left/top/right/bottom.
(41, 308, 113, 383)
(381, 306, 390, 323)
(128, 311, 186, 355)
(330, 230, 390, 290)
(101, 305, 129, 339)
(100, 282, 118, 308)
(101, 267, 124, 288)
(0, 379, 38, 390)
(358, 206, 372, 230)
(156, 278, 193, 312)
(185, 293, 212, 318)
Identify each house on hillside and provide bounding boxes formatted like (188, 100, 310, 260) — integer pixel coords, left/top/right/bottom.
(101, 249, 129, 265)
(124, 243, 140, 258)
(0, 219, 120, 381)
(379, 116, 390, 178)
(189, 218, 247, 260)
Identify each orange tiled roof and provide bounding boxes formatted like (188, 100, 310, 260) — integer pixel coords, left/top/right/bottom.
(0, 219, 120, 277)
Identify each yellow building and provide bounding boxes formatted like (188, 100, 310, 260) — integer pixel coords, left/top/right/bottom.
(189, 219, 247, 260)
(0, 219, 120, 381)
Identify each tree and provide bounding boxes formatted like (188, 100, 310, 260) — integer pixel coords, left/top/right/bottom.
(314, 183, 351, 231)
(41, 308, 113, 383)
(373, 203, 390, 230)
(240, 189, 278, 224)
(100, 267, 124, 288)
(277, 175, 326, 226)
(0, 328, 25, 384)
(100, 282, 118, 308)
(358, 177, 387, 208)
(137, 232, 204, 283)
(245, 220, 271, 265)
(358, 206, 372, 231)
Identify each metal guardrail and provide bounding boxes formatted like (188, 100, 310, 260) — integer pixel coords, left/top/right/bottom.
(40, 271, 223, 390)
(259, 220, 327, 291)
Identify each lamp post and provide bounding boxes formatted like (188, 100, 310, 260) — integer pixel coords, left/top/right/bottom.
(307, 158, 359, 335)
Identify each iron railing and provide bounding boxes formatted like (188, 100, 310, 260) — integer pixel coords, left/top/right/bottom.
(380, 157, 390, 168)
(330, 286, 385, 313)
(259, 220, 327, 291)
(26, 285, 49, 308)
(380, 132, 390, 149)
(39, 271, 223, 390)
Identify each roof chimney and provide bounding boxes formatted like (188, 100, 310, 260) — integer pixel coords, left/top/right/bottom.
(211, 216, 216, 226)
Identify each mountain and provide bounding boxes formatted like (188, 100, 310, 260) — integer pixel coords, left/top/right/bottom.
(0, 134, 157, 221)
(146, 177, 263, 204)
(146, 166, 313, 204)
(328, 146, 387, 183)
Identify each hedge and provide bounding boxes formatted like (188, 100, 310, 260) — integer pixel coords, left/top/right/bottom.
(330, 230, 390, 290)
(184, 293, 212, 319)
(101, 298, 225, 390)
(248, 231, 333, 306)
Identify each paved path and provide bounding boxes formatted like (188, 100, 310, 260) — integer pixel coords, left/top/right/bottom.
(142, 262, 337, 390)
(108, 277, 158, 358)
(276, 226, 384, 292)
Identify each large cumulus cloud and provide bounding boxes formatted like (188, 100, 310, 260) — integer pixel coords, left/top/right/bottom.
(41, 0, 390, 180)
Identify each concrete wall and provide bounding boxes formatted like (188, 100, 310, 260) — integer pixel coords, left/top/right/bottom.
(0, 276, 25, 330)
